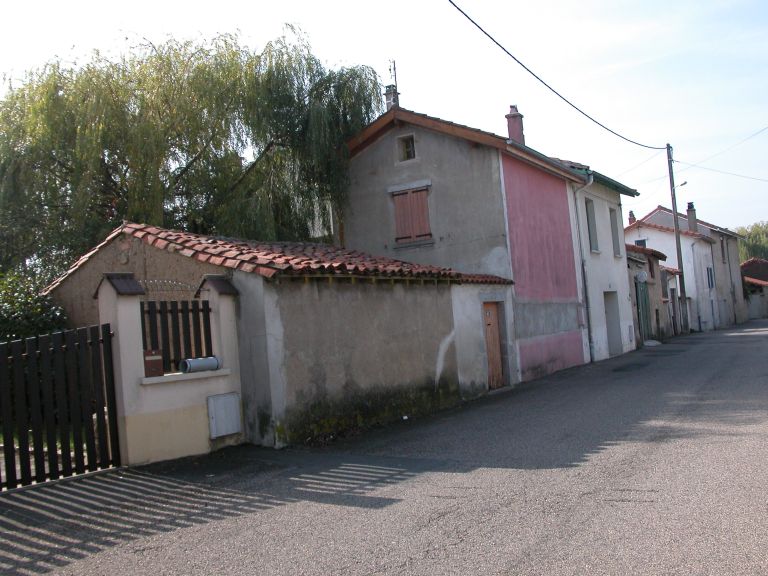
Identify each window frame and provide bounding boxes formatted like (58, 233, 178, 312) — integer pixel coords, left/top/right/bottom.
(396, 134, 416, 163)
(585, 198, 599, 252)
(609, 207, 621, 257)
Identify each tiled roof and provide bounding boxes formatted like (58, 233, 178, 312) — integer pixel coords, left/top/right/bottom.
(624, 219, 715, 243)
(625, 243, 667, 261)
(635, 206, 741, 238)
(348, 106, 585, 184)
(45, 223, 512, 293)
(741, 257, 768, 281)
(660, 265, 681, 275)
(744, 276, 768, 288)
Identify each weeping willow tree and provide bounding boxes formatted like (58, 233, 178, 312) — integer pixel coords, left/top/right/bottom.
(0, 30, 382, 278)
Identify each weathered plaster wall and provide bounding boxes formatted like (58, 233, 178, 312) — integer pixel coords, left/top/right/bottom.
(451, 284, 518, 388)
(271, 279, 462, 443)
(345, 125, 511, 278)
(51, 234, 221, 327)
(574, 181, 634, 360)
(502, 155, 585, 379)
(231, 271, 280, 446)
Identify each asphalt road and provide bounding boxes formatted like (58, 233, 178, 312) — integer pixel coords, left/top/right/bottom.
(2, 319, 767, 575)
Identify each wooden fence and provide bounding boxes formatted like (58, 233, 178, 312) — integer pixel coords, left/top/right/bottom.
(0, 324, 120, 490)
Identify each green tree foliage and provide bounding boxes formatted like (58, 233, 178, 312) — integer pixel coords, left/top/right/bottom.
(0, 271, 67, 342)
(735, 221, 768, 262)
(0, 30, 382, 277)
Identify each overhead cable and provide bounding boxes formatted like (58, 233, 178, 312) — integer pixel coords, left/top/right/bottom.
(448, 0, 666, 151)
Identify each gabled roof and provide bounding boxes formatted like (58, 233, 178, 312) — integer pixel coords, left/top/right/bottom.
(635, 206, 742, 238)
(44, 223, 512, 294)
(625, 217, 716, 243)
(741, 257, 768, 281)
(348, 106, 586, 184)
(625, 243, 667, 261)
(555, 159, 638, 197)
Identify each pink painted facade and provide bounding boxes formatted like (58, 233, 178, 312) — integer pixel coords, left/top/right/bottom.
(518, 331, 585, 381)
(503, 155, 578, 300)
(502, 155, 585, 381)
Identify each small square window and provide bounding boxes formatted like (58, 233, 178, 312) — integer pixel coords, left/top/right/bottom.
(635, 239, 647, 248)
(398, 135, 416, 162)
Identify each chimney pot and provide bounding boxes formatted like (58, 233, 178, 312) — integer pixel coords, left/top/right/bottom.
(505, 105, 525, 145)
(628, 211, 636, 224)
(384, 84, 399, 110)
(686, 202, 698, 232)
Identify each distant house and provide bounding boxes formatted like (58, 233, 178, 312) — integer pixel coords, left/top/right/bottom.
(343, 104, 597, 383)
(741, 257, 768, 319)
(626, 244, 673, 344)
(45, 223, 511, 448)
(625, 204, 747, 331)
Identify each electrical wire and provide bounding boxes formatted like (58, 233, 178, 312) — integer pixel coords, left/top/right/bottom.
(616, 150, 664, 177)
(448, 0, 666, 151)
(673, 162, 768, 183)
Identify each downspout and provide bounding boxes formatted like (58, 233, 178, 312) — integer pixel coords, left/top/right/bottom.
(571, 173, 595, 362)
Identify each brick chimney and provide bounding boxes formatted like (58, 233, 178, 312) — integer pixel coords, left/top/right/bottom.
(686, 202, 698, 232)
(384, 84, 399, 110)
(505, 105, 525, 145)
(628, 211, 636, 225)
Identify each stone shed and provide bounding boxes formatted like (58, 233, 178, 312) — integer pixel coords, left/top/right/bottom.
(46, 223, 513, 449)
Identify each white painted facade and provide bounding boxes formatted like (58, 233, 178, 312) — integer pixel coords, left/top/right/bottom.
(571, 179, 635, 361)
(624, 226, 720, 332)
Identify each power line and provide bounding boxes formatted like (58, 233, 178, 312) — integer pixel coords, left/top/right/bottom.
(616, 150, 664, 177)
(676, 125, 768, 174)
(674, 161, 768, 183)
(448, 0, 666, 151)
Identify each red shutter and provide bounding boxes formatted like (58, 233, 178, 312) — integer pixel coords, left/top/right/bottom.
(410, 189, 431, 240)
(393, 191, 411, 242)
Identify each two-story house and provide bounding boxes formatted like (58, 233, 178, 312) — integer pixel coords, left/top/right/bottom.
(342, 104, 636, 384)
(625, 204, 747, 331)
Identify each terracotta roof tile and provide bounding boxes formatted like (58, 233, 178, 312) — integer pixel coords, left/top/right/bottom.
(45, 223, 513, 291)
(625, 243, 667, 261)
(744, 276, 768, 288)
(741, 257, 768, 282)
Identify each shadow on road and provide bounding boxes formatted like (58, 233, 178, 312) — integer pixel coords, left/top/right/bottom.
(1, 320, 766, 575)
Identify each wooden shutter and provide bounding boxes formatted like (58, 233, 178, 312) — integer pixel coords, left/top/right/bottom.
(410, 189, 431, 240)
(393, 191, 412, 242)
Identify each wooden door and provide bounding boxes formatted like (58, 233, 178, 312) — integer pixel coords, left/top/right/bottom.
(483, 302, 504, 389)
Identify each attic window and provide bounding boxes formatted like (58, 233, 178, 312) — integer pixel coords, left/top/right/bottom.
(635, 239, 647, 248)
(398, 135, 416, 162)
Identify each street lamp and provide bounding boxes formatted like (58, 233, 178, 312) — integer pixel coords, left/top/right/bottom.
(667, 144, 690, 333)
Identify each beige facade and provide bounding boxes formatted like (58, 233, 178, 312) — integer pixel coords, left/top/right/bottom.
(49, 234, 221, 327)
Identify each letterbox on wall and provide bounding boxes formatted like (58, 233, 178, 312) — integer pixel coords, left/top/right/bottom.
(207, 392, 242, 439)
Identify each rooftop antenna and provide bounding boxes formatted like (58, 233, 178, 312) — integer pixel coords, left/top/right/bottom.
(385, 60, 400, 109)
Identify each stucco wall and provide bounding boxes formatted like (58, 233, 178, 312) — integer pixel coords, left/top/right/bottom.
(51, 234, 221, 327)
(574, 182, 634, 360)
(451, 284, 518, 388)
(502, 155, 585, 379)
(261, 279, 464, 443)
(345, 125, 511, 278)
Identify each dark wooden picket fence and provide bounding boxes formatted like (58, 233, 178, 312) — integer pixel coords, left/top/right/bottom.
(140, 300, 213, 375)
(0, 324, 120, 490)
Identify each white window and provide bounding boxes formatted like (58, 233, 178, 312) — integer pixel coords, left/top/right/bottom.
(609, 208, 621, 256)
(585, 198, 598, 252)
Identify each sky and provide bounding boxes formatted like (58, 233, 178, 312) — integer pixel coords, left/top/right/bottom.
(1, 0, 766, 230)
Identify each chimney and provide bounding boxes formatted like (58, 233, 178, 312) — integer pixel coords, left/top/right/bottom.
(628, 211, 636, 225)
(686, 202, 698, 232)
(384, 84, 399, 110)
(505, 105, 525, 145)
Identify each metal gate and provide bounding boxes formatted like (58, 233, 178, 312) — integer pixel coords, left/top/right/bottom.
(0, 324, 120, 490)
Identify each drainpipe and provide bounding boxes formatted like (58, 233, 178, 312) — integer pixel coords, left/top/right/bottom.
(571, 173, 595, 362)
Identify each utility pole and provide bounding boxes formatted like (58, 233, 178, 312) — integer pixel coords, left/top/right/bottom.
(667, 143, 690, 333)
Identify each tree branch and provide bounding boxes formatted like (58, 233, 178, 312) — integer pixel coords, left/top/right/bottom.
(226, 140, 277, 195)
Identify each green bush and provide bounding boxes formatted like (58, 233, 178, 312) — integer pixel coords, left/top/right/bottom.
(0, 271, 67, 342)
